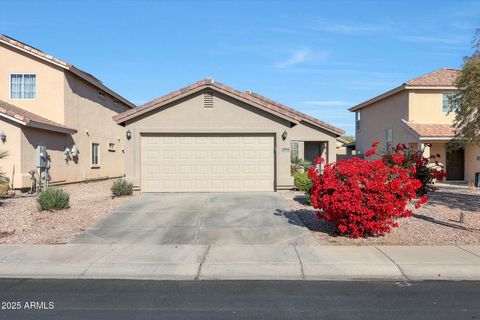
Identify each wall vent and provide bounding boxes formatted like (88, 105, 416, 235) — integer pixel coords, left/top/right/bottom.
(204, 91, 214, 108)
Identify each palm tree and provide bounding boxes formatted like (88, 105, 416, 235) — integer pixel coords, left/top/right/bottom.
(0, 151, 8, 183)
(291, 156, 311, 174)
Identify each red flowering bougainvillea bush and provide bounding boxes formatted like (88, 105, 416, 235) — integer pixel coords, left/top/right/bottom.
(381, 143, 446, 196)
(308, 142, 433, 238)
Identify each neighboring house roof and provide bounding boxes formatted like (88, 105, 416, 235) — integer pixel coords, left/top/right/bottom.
(336, 136, 350, 144)
(0, 99, 77, 134)
(114, 78, 345, 136)
(0, 34, 136, 109)
(401, 119, 455, 140)
(349, 68, 460, 112)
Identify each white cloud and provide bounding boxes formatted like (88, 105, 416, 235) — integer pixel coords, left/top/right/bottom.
(310, 18, 383, 34)
(275, 48, 311, 69)
(301, 100, 352, 107)
(397, 34, 470, 45)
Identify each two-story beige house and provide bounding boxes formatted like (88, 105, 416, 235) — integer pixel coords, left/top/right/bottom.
(0, 35, 136, 189)
(350, 68, 480, 182)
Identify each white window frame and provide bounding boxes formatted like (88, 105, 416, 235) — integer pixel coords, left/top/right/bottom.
(9, 73, 37, 100)
(91, 142, 100, 168)
(291, 141, 299, 160)
(386, 128, 393, 151)
(355, 111, 361, 131)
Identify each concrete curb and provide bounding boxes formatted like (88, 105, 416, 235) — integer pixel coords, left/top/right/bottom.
(0, 244, 479, 281)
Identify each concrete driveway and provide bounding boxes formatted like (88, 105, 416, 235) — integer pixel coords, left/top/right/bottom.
(71, 193, 317, 245)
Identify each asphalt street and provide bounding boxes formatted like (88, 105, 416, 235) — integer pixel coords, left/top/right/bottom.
(0, 279, 479, 320)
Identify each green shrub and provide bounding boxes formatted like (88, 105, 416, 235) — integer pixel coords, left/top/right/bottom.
(111, 179, 133, 197)
(294, 172, 313, 205)
(293, 172, 311, 191)
(37, 187, 70, 212)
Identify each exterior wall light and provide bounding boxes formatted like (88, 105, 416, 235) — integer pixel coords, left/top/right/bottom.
(0, 132, 6, 143)
(126, 130, 132, 140)
(281, 130, 287, 141)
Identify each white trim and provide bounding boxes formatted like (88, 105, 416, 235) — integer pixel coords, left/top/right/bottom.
(0, 113, 27, 125)
(419, 137, 453, 141)
(90, 141, 100, 168)
(27, 121, 77, 135)
(0, 38, 68, 69)
(9, 73, 37, 100)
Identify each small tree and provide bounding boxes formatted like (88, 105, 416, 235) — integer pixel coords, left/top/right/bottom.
(449, 28, 480, 143)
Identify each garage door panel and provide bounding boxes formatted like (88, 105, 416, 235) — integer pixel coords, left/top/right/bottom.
(141, 134, 274, 192)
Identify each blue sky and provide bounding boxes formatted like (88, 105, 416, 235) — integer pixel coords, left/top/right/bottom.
(1, 0, 479, 135)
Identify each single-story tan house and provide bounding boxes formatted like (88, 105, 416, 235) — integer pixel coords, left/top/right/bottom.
(114, 79, 344, 192)
(0, 34, 136, 189)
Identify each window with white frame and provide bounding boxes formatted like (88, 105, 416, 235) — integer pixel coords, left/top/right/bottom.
(291, 141, 299, 160)
(91, 143, 99, 166)
(10, 74, 36, 99)
(386, 128, 393, 151)
(355, 111, 361, 131)
(442, 92, 454, 113)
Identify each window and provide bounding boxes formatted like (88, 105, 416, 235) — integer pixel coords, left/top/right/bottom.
(291, 141, 299, 160)
(442, 93, 454, 113)
(355, 111, 361, 131)
(91, 143, 99, 166)
(10, 74, 36, 99)
(386, 128, 393, 151)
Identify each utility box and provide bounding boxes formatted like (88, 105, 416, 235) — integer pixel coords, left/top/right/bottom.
(36, 145, 48, 168)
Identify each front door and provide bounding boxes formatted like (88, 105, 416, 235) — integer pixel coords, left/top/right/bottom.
(446, 148, 465, 181)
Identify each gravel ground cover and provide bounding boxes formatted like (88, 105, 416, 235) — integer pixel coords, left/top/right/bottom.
(0, 180, 137, 244)
(281, 184, 480, 245)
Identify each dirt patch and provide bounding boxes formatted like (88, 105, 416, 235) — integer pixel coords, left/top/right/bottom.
(282, 185, 480, 245)
(0, 180, 138, 244)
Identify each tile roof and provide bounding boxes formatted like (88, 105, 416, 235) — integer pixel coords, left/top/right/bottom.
(401, 119, 455, 139)
(405, 68, 459, 87)
(0, 99, 76, 134)
(349, 68, 460, 112)
(0, 34, 135, 109)
(114, 78, 345, 136)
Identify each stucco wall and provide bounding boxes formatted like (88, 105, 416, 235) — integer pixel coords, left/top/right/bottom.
(355, 91, 414, 155)
(62, 73, 129, 182)
(0, 119, 22, 188)
(123, 89, 338, 190)
(0, 43, 65, 124)
(465, 142, 480, 183)
(409, 90, 456, 124)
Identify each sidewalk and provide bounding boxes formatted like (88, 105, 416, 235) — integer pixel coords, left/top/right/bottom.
(0, 244, 479, 281)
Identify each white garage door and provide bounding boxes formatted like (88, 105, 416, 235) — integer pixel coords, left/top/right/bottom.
(141, 134, 274, 192)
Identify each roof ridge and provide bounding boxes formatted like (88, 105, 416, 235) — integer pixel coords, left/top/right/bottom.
(115, 79, 345, 135)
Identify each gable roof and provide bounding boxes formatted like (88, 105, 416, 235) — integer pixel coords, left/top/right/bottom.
(401, 119, 455, 140)
(0, 99, 76, 134)
(349, 68, 460, 112)
(0, 34, 136, 109)
(114, 78, 345, 136)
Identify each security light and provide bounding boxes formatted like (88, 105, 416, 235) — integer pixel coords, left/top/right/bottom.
(281, 130, 287, 141)
(126, 130, 132, 140)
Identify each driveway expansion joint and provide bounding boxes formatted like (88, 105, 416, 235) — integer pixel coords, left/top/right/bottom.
(293, 245, 305, 280)
(456, 245, 480, 258)
(195, 245, 211, 280)
(373, 246, 410, 281)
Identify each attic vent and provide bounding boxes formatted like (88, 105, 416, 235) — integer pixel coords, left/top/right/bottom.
(204, 91, 214, 108)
